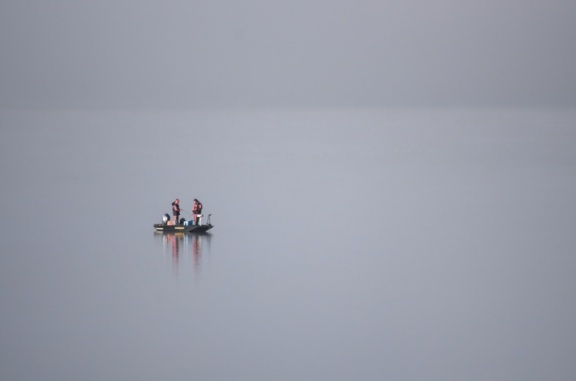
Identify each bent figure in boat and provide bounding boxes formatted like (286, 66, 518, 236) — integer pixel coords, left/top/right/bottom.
(154, 213, 214, 233)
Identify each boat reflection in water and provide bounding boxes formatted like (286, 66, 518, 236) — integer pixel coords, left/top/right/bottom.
(156, 232, 212, 275)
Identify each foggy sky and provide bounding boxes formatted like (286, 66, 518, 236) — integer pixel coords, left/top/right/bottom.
(1, 0, 575, 109)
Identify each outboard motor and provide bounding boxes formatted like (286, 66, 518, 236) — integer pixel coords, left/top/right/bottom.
(162, 213, 170, 225)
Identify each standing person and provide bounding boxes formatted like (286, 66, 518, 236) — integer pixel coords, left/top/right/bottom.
(192, 198, 203, 225)
(172, 198, 181, 225)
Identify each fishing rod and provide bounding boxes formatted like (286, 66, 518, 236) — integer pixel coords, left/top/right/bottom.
(179, 208, 194, 216)
(176, 203, 204, 216)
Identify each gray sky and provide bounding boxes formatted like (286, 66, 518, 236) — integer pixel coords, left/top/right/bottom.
(1, 0, 575, 109)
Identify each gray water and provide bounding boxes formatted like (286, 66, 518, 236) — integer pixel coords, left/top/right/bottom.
(1, 108, 575, 381)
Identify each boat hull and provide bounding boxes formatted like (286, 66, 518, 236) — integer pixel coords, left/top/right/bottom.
(153, 223, 213, 233)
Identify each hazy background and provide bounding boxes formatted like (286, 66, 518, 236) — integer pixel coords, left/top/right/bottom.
(1, 0, 576, 109)
(1, 1, 576, 381)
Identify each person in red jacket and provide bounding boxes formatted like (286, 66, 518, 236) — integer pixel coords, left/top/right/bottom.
(192, 198, 203, 225)
(172, 198, 181, 224)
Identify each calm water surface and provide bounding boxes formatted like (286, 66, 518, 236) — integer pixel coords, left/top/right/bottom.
(1, 108, 575, 380)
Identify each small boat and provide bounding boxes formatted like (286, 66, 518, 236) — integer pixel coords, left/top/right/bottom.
(154, 214, 214, 233)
